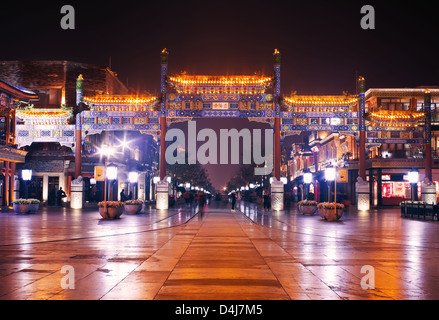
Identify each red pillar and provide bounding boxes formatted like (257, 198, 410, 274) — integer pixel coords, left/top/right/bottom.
(359, 131, 366, 180)
(160, 117, 167, 180)
(358, 76, 367, 181)
(424, 89, 432, 182)
(273, 49, 281, 181)
(274, 117, 281, 180)
(75, 129, 82, 178)
(159, 49, 168, 181)
(9, 162, 15, 204)
(75, 74, 83, 179)
(4, 161, 9, 207)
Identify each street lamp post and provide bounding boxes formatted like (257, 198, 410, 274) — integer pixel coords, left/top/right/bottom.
(22, 168, 32, 199)
(325, 166, 336, 202)
(106, 163, 118, 201)
(129, 171, 139, 199)
(408, 168, 419, 201)
(303, 171, 312, 200)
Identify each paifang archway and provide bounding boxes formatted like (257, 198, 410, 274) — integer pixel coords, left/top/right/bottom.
(78, 49, 370, 210)
(17, 49, 428, 210)
(150, 49, 369, 210)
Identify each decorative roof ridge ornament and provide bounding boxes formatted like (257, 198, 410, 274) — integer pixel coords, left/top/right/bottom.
(167, 74, 273, 87)
(161, 48, 169, 65)
(16, 107, 73, 125)
(83, 94, 157, 105)
(273, 48, 281, 65)
(284, 94, 359, 107)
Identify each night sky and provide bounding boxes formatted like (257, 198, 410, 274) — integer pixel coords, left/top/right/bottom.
(2, 0, 439, 188)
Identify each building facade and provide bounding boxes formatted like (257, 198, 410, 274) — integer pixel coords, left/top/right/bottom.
(288, 88, 439, 207)
(0, 61, 159, 205)
(0, 79, 37, 208)
(1, 52, 437, 210)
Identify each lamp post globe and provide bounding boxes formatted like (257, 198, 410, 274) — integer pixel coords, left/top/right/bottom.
(22, 167, 32, 199)
(408, 169, 419, 201)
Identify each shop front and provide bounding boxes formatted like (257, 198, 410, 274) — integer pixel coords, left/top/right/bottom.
(380, 174, 413, 206)
(368, 169, 438, 206)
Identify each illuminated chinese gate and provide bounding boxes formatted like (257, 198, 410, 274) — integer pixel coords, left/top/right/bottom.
(15, 49, 431, 210)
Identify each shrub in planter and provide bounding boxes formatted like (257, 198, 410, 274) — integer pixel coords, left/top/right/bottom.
(98, 201, 124, 219)
(28, 199, 40, 214)
(124, 199, 143, 214)
(12, 199, 40, 214)
(297, 200, 318, 215)
(317, 202, 345, 221)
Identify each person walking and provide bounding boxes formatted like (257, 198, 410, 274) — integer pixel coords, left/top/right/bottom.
(263, 188, 270, 212)
(57, 187, 66, 207)
(120, 189, 126, 202)
(183, 191, 192, 207)
(197, 191, 206, 216)
(230, 190, 237, 211)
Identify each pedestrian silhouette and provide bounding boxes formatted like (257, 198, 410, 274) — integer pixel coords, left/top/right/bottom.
(57, 188, 66, 206)
(263, 188, 271, 212)
(197, 191, 206, 216)
(120, 189, 126, 202)
(230, 190, 237, 211)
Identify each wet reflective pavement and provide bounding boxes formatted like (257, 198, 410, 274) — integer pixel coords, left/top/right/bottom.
(0, 201, 438, 300)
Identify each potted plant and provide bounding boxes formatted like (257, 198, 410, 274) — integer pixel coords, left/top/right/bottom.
(124, 199, 143, 214)
(28, 199, 40, 214)
(12, 199, 31, 214)
(297, 200, 318, 215)
(317, 202, 345, 221)
(98, 201, 124, 219)
(12, 199, 40, 214)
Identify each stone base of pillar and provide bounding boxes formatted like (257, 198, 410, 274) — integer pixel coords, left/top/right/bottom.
(356, 178, 370, 211)
(421, 182, 437, 205)
(271, 179, 284, 211)
(156, 180, 169, 210)
(70, 176, 84, 209)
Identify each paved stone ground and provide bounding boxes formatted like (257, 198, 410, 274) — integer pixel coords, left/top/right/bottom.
(0, 201, 438, 300)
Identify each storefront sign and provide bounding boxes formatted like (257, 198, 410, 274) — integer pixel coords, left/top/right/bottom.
(94, 166, 105, 181)
(337, 168, 348, 183)
(212, 102, 229, 110)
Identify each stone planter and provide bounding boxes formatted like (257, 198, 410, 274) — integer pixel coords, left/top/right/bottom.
(318, 208, 343, 221)
(124, 204, 142, 215)
(299, 205, 317, 216)
(318, 208, 327, 219)
(99, 206, 124, 219)
(28, 203, 39, 214)
(325, 208, 343, 221)
(13, 204, 30, 214)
